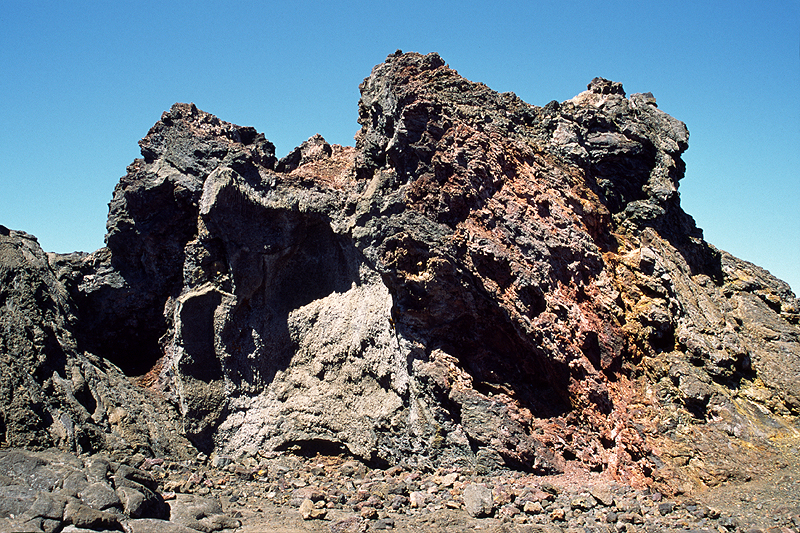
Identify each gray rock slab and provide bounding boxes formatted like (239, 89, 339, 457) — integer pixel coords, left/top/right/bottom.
(80, 481, 120, 511)
(63, 500, 121, 530)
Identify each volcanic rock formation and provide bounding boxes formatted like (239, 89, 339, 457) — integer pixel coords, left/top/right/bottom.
(2, 51, 798, 495)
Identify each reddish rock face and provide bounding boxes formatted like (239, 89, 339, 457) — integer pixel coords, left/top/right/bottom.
(2, 51, 798, 494)
(348, 52, 799, 489)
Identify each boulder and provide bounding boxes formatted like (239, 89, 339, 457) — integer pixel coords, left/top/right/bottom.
(462, 484, 494, 517)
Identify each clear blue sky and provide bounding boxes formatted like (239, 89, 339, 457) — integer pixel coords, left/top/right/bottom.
(2, 1, 798, 293)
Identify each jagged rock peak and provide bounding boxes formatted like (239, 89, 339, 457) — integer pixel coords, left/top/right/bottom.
(588, 76, 626, 96)
(356, 50, 691, 234)
(139, 102, 277, 170)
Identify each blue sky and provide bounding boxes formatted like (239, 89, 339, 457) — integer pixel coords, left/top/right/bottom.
(1, 1, 798, 292)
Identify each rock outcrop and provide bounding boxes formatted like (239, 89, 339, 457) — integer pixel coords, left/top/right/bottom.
(0, 226, 193, 458)
(1, 51, 798, 496)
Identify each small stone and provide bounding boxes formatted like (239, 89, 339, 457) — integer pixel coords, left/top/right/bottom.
(232, 465, 254, 480)
(462, 484, 494, 518)
(107, 407, 128, 426)
(389, 495, 407, 510)
(210, 454, 233, 469)
(539, 483, 559, 496)
(385, 466, 403, 477)
(606, 511, 618, 523)
(617, 499, 641, 514)
(360, 506, 378, 519)
(499, 503, 520, 519)
(300, 498, 326, 520)
(293, 486, 325, 502)
(618, 512, 643, 524)
(119, 517, 201, 532)
(338, 461, 361, 477)
(523, 501, 544, 514)
(373, 517, 395, 529)
(589, 487, 615, 507)
(409, 491, 426, 508)
(166, 481, 183, 494)
(354, 495, 382, 512)
(658, 502, 675, 515)
(527, 487, 555, 502)
(140, 458, 165, 471)
(571, 495, 596, 511)
(439, 473, 458, 487)
(492, 486, 514, 507)
(550, 508, 566, 521)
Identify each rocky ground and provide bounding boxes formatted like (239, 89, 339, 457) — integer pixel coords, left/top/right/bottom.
(2, 442, 799, 533)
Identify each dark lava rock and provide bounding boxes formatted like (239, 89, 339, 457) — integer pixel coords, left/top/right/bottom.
(0, 448, 239, 533)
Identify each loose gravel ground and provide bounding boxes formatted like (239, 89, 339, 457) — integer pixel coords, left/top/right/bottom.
(2, 442, 799, 533)
(179, 441, 800, 533)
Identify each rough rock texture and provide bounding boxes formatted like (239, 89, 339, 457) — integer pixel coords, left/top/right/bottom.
(1, 51, 799, 497)
(0, 226, 193, 458)
(0, 448, 238, 533)
(462, 483, 495, 517)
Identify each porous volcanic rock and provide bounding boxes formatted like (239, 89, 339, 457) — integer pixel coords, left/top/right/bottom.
(1, 51, 798, 496)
